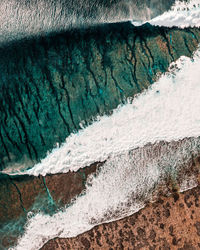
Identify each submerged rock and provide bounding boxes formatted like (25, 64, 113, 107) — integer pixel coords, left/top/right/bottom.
(42, 184, 200, 250)
(0, 163, 102, 249)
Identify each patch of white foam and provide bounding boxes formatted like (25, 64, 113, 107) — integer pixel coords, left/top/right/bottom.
(7, 46, 200, 176)
(12, 137, 200, 250)
(180, 175, 198, 192)
(148, 0, 200, 28)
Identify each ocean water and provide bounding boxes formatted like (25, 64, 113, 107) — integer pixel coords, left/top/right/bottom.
(5, 44, 200, 176)
(0, 0, 176, 45)
(4, 0, 200, 249)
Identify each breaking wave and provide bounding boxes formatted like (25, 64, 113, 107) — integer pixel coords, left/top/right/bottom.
(4, 45, 200, 176)
(149, 0, 200, 27)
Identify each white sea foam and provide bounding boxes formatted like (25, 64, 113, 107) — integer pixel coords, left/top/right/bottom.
(5, 46, 200, 176)
(12, 136, 200, 250)
(148, 0, 200, 28)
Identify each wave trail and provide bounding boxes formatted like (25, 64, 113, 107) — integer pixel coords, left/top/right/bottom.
(12, 136, 200, 250)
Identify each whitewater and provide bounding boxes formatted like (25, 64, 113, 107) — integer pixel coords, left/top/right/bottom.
(131, 0, 200, 27)
(149, 0, 200, 27)
(7, 1, 200, 249)
(11, 137, 200, 250)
